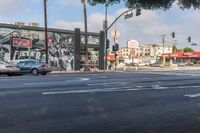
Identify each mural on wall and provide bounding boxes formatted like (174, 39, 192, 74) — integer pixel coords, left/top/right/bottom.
(0, 27, 100, 70)
(0, 28, 75, 71)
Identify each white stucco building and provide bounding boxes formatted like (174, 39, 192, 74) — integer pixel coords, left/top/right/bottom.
(117, 44, 173, 64)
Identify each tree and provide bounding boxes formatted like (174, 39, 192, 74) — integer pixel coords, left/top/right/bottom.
(183, 47, 194, 52)
(172, 45, 177, 52)
(87, 0, 200, 10)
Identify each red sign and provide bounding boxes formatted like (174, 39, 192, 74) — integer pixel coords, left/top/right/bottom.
(128, 40, 139, 48)
(107, 55, 115, 61)
(164, 52, 200, 59)
(13, 38, 32, 48)
(48, 38, 55, 46)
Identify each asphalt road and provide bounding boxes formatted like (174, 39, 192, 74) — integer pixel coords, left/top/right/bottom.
(1, 71, 200, 133)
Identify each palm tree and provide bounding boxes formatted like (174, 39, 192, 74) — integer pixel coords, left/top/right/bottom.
(83, 0, 89, 71)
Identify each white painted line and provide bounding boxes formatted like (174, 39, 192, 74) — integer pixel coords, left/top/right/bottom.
(87, 82, 129, 86)
(173, 85, 200, 89)
(42, 86, 133, 95)
(99, 76, 107, 78)
(79, 78, 90, 81)
(184, 93, 200, 98)
(23, 81, 68, 86)
(39, 83, 200, 95)
(23, 78, 89, 86)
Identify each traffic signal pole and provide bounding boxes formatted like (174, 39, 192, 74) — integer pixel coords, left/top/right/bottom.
(162, 35, 165, 65)
(104, 8, 141, 70)
(115, 50, 117, 70)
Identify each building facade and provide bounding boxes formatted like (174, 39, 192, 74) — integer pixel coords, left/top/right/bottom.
(0, 23, 104, 71)
(139, 44, 173, 64)
(117, 44, 173, 64)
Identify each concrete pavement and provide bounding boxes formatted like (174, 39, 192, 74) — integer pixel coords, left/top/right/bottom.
(1, 72, 200, 133)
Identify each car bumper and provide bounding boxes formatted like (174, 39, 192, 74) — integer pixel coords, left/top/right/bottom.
(38, 67, 52, 73)
(0, 69, 21, 74)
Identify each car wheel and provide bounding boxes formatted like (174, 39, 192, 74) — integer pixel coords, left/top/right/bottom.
(31, 69, 39, 76)
(41, 72, 47, 75)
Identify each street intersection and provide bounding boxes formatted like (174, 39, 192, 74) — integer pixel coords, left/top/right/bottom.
(1, 71, 200, 133)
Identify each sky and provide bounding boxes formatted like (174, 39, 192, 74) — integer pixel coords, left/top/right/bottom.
(1, 0, 200, 50)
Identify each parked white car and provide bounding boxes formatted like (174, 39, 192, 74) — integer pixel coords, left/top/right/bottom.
(138, 62, 149, 66)
(0, 60, 20, 76)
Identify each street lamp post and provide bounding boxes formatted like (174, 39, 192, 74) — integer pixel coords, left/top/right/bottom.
(44, 0, 48, 63)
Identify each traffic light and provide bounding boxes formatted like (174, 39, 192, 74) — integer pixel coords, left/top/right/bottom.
(172, 32, 175, 38)
(106, 39, 110, 49)
(188, 36, 191, 42)
(136, 9, 141, 16)
(112, 45, 115, 52)
(115, 43, 119, 51)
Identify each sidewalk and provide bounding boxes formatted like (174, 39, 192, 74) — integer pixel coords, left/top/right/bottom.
(118, 66, 200, 72)
(49, 69, 104, 75)
(49, 66, 200, 75)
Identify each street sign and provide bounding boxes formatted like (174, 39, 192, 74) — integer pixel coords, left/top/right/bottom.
(127, 40, 139, 48)
(191, 43, 198, 46)
(111, 30, 120, 43)
(111, 30, 120, 39)
(124, 13, 133, 19)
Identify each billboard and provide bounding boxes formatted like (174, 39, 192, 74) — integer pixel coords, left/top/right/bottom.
(127, 40, 139, 48)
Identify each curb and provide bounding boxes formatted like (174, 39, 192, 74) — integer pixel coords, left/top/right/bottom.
(49, 71, 104, 75)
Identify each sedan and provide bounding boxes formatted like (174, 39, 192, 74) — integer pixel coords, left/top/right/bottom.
(0, 60, 20, 76)
(18, 60, 52, 76)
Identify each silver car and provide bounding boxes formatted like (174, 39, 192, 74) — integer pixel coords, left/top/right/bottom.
(18, 60, 52, 76)
(0, 60, 21, 76)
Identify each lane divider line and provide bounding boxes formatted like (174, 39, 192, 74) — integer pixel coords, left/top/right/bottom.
(184, 93, 200, 98)
(42, 86, 134, 95)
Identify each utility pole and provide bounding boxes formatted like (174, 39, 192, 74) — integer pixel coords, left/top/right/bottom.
(44, 0, 48, 63)
(162, 35, 165, 65)
(173, 40, 177, 64)
(83, 0, 88, 71)
(104, 1, 108, 71)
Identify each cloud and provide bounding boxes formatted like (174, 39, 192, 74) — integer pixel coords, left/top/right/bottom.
(52, 9, 167, 46)
(52, 6, 200, 49)
(52, 12, 114, 32)
(52, 20, 83, 30)
(181, 12, 200, 24)
(0, 0, 26, 17)
(53, 0, 81, 7)
(31, 0, 41, 3)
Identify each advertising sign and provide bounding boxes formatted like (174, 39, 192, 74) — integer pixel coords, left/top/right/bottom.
(13, 38, 32, 48)
(128, 40, 139, 48)
(48, 38, 55, 46)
